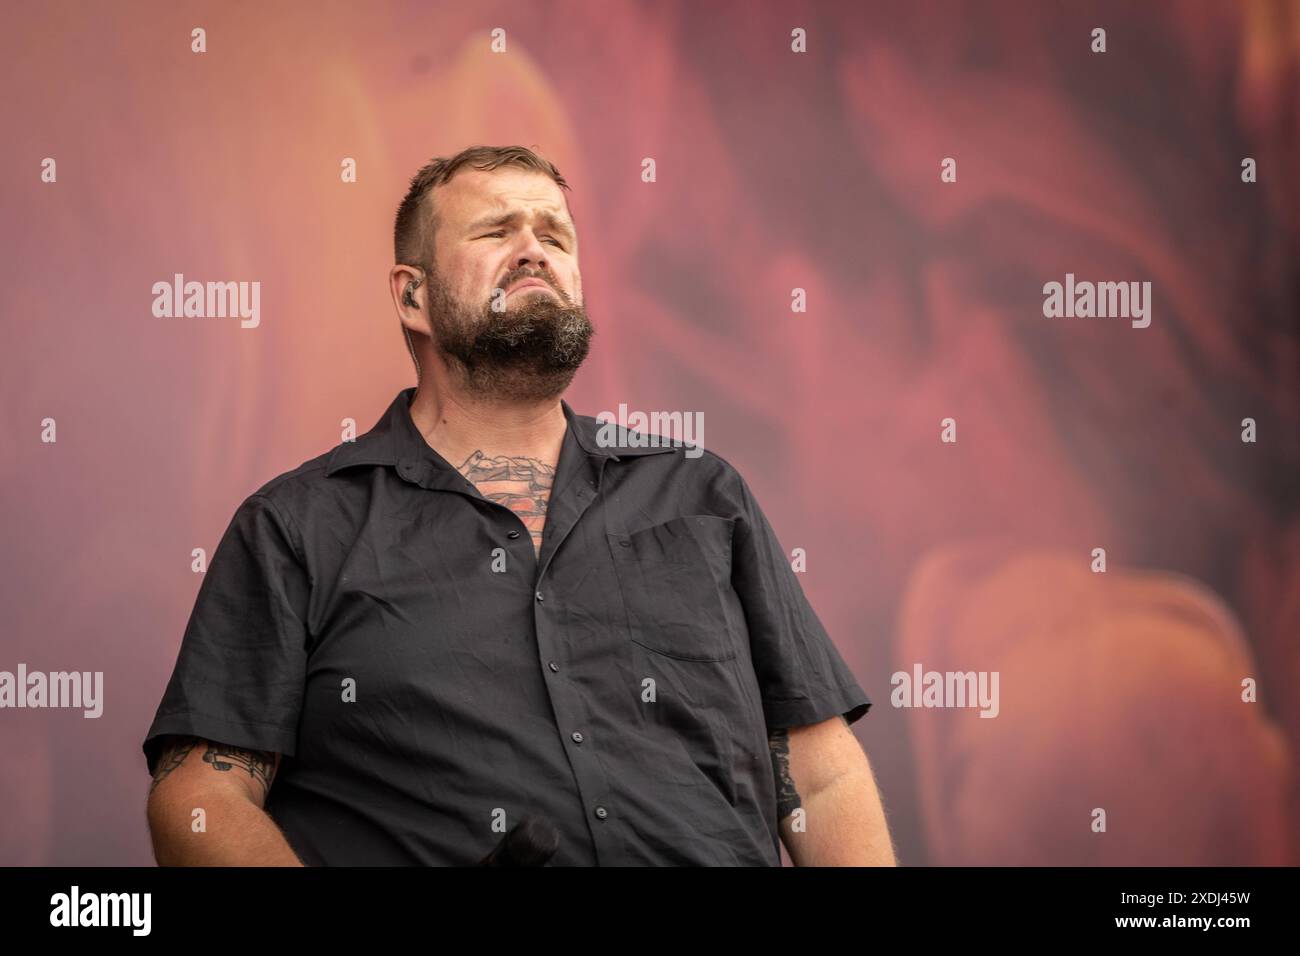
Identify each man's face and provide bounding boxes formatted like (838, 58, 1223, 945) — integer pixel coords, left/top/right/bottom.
(422, 167, 592, 402)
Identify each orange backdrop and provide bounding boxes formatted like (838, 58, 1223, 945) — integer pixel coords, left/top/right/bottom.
(0, 0, 1296, 865)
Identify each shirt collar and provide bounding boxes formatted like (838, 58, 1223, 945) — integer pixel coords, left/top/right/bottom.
(325, 387, 676, 479)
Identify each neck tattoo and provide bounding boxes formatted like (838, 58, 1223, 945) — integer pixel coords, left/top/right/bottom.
(456, 451, 556, 555)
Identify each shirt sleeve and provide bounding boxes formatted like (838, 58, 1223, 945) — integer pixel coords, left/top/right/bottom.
(142, 492, 311, 777)
(730, 470, 872, 731)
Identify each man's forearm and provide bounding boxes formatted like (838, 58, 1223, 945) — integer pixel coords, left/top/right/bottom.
(148, 788, 305, 866)
(781, 769, 897, 866)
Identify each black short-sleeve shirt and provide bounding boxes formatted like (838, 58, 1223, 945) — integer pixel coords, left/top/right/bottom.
(143, 387, 871, 865)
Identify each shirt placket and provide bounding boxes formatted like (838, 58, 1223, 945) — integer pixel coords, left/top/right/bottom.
(400, 443, 622, 865)
(530, 454, 621, 865)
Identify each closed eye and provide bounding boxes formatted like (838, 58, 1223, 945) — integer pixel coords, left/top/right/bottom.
(478, 231, 564, 249)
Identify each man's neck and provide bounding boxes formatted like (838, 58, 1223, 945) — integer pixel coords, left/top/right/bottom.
(407, 384, 569, 554)
(407, 384, 568, 475)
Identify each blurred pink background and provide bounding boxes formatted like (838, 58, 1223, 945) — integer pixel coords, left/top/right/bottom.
(1, 0, 1296, 865)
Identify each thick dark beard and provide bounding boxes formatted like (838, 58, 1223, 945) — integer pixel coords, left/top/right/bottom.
(424, 268, 594, 403)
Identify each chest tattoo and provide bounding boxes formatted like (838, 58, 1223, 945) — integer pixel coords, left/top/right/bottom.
(456, 451, 556, 556)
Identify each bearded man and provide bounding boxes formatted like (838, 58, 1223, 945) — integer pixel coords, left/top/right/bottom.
(142, 145, 893, 867)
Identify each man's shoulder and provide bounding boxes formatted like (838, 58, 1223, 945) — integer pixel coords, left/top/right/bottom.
(254, 449, 334, 495)
(239, 440, 359, 519)
(570, 408, 739, 473)
(569, 406, 751, 505)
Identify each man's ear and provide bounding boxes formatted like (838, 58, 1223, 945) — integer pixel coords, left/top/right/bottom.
(394, 263, 426, 313)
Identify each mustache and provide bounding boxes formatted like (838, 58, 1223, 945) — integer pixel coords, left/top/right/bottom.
(496, 268, 570, 302)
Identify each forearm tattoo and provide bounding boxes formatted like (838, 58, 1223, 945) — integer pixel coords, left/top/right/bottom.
(149, 735, 277, 799)
(768, 728, 801, 820)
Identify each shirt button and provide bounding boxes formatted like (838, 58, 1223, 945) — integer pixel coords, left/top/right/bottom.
(507, 530, 520, 539)
(594, 806, 608, 820)
(619, 539, 631, 548)
(548, 661, 559, 672)
(571, 731, 584, 743)
(535, 591, 544, 603)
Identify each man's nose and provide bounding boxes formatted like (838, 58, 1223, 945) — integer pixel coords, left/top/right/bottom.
(511, 249, 556, 287)
(514, 245, 548, 270)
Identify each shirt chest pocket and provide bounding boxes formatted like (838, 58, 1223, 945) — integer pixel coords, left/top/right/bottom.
(607, 514, 739, 662)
